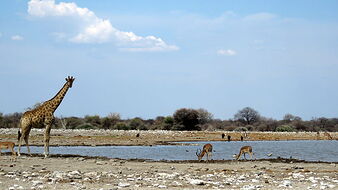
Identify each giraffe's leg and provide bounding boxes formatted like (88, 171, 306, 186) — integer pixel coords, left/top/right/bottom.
(244, 153, 247, 160)
(18, 121, 31, 157)
(24, 135, 31, 156)
(18, 133, 25, 157)
(44, 124, 52, 158)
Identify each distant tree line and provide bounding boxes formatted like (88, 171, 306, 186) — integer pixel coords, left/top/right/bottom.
(1, 107, 337, 132)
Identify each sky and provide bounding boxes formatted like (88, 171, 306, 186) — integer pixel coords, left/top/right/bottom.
(1, 0, 338, 120)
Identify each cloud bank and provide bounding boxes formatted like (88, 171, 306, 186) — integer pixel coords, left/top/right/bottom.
(28, 0, 178, 52)
(217, 49, 237, 56)
(11, 35, 24, 41)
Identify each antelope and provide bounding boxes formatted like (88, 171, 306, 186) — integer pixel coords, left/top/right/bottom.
(196, 143, 213, 162)
(235, 146, 256, 161)
(0, 142, 17, 161)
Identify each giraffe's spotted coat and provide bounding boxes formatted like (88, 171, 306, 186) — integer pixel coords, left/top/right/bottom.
(18, 76, 75, 157)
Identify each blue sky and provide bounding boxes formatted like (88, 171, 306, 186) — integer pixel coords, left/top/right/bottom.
(1, 0, 338, 120)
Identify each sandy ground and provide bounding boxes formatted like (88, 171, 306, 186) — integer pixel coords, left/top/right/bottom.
(0, 129, 337, 189)
(0, 128, 337, 146)
(0, 154, 337, 190)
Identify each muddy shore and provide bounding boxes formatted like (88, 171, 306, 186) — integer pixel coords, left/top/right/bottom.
(0, 129, 337, 189)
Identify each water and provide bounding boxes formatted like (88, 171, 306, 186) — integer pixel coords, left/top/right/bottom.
(17, 140, 338, 162)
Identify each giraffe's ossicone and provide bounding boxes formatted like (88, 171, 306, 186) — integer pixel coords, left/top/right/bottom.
(17, 76, 75, 158)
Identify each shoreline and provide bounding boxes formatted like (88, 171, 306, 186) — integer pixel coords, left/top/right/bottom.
(5, 152, 338, 164)
(0, 128, 337, 147)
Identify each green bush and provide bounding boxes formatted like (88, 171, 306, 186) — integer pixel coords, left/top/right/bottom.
(234, 127, 248, 131)
(114, 122, 129, 130)
(76, 123, 95, 130)
(129, 118, 144, 130)
(276, 125, 295, 132)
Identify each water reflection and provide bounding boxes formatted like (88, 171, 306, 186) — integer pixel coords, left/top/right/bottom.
(17, 140, 338, 162)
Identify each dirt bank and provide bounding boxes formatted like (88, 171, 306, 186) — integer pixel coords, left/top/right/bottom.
(0, 129, 337, 146)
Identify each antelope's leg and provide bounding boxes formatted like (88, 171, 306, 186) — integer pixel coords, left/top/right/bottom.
(11, 146, 16, 160)
(11, 146, 15, 156)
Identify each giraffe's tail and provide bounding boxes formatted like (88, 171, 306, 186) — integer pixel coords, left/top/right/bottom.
(18, 130, 21, 141)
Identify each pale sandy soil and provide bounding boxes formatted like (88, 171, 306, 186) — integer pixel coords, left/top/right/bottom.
(0, 154, 337, 190)
(0, 129, 337, 189)
(0, 129, 337, 146)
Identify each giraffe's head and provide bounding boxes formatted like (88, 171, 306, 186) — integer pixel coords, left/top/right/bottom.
(65, 76, 75, 88)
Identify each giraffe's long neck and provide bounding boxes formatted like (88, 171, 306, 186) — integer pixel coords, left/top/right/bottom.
(46, 82, 71, 113)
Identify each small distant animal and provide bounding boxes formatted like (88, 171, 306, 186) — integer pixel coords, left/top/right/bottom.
(136, 133, 140, 138)
(235, 146, 256, 161)
(227, 135, 231, 142)
(221, 133, 225, 139)
(267, 153, 273, 157)
(196, 143, 213, 162)
(0, 142, 17, 161)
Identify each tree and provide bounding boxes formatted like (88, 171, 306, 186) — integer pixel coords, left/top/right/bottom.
(84, 115, 101, 127)
(283, 113, 302, 122)
(234, 107, 260, 125)
(58, 116, 68, 129)
(65, 117, 84, 129)
(283, 113, 295, 122)
(276, 125, 295, 132)
(1, 112, 22, 128)
(162, 116, 174, 130)
(107, 112, 121, 121)
(114, 122, 129, 130)
(0, 112, 3, 127)
(173, 108, 200, 131)
(102, 113, 120, 129)
(25, 102, 43, 111)
(129, 117, 145, 130)
(196, 108, 214, 125)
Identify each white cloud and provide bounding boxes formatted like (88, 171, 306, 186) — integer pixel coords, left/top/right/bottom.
(27, 0, 178, 52)
(217, 49, 237, 56)
(243, 13, 277, 22)
(11, 35, 24, 41)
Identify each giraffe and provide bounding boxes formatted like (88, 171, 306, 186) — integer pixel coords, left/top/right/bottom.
(17, 76, 75, 158)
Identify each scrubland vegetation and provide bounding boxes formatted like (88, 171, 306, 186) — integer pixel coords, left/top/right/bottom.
(1, 107, 337, 132)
